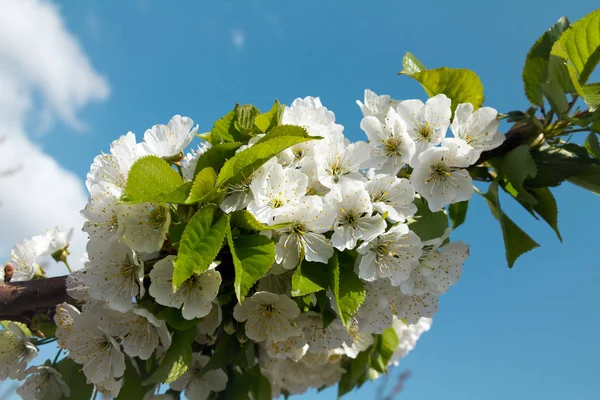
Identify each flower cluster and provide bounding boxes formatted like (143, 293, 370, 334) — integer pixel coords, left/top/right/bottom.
(1, 90, 504, 399)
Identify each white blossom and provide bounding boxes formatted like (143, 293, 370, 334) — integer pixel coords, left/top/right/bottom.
(410, 138, 477, 212)
(395, 94, 451, 165)
(356, 280, 400, 334)
(82, 193, 123, 244)
(170, 354, 227, 400)
(149, 256, 221, 320)
(117, 202, 171, 253)
(264, 334, 308, 361)
(53, 304, 125, 387)
(361, 108, 416, 174)
(273, 196, 335, 269)
(40, 227, 73, 257)
(395, 292, 439, 324)
(247, 162, 308, 223)
(389, 316, 432, 366)
(181, 142, 212, 181)
(365, 174, 417, 222)
(295, 311, 351, 353)
(314, 139, 371, 188)
(233, 291, 301, 342)
(357, 224, 422, 285)
(142, 115, 198, 158)
(113, 307, 172, 360)
(327, 181, 386, 250)
(80, 242, 144, 312)
(356, 89, 399, 122)
(0, 322, 37, 380)
(451, 103, 504, 156)
(341, 320, 374, 358)
(86, 132, 144, 197)
(282, 96, 345, 143)
(9, 236, 46, 281)
(16, 366, 70, 400)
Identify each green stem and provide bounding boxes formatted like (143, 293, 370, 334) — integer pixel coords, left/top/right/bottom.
(175, 163, 184, 177)
(560, 128, 592, 135)
(52, 348, 62, 366)
(92, 389, 98, 400)
(62, 260, 72, 274)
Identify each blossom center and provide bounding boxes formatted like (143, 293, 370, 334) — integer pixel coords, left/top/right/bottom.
(425, 162, 452, 185)
(416, 123, 434, 142)
(149, 206, 167, 230)
(383, 137, 403, 157)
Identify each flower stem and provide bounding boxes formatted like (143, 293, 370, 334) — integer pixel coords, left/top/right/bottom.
(52, 348, 62, 366)
(62, 260, 72, 274)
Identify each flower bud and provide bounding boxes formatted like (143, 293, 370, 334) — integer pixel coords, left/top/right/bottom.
(4, 263, 14, 282)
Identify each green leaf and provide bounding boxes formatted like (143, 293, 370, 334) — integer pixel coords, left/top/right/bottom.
(530, 187, 562, 241)
(527, 145, 589, 187)
(209, 109, 245, 144)
(400, 63, 484, 112)
(315, 290, 337, 329)
(585, 132, 600, 160)
(194, 142, 243, 176)
(172, 205, 228, 288)
(551, 9, 600, 88)
(334, 264, 366, 328)
(186, 167, 217, 204)
(227, 229, 276, 303)
(123, 156, 187, 203)
(56, 358, 94, 400)
(567, 163, 600, 195)
(1, 321, 33, 336)
(582, 82, 600, 111)
(165, 356, 189, 384)
(201, 334, 240, 374)
(501, 145, 538, 205)
(217, 133, 318, 187)
(254, 124, 316, 144)
(338, 346, 373, 397)
(143, 327, 195, 385)
(370, 326, 400, 373)
(230, 210, 290, 231)
(116, 357, 150, 400)
(236, 104, 261, 132)
(401, 52, 425, 74)
(541, 80, 569, 117)
(483, 180, 540, 267)
(522, 17, 570, 106)
(156, 307, 203, 331)
(448, 201, 469, 229)
(254, 100, 284, 133)
(248, 366, 273, 400)
(406, 197, 449, 241)
(291, 259, 330, 297)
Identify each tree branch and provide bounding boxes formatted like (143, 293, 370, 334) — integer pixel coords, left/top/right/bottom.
(0, 276, 76, 322)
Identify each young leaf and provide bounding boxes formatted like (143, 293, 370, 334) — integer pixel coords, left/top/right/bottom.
(254, 124, 316, 145)
(254, 100, 284, 132)
(448, 201, 469, 229)
(370, 327, 400, 373)
(194, 142, 243, 176)
(227, 228, 276, 303)
(142, 327, 195, 385)
(236, 104, 261, 131)
(527, 145, 589, 187)
(338, 346, 373, 397)
(406, 197, 449, 241)
(230, 210, 290, 231)
(550, 9, 600, 108)
(522, 17, 570, 106)
(291, 259, 330, 297)
(209, 109, 242, 144)
(173, 205, 228, 288)
(402, 52, 425, 74)
(123, 156, 187, 203)
(186, 167, 217, 204)
(156, 307, 203, 331)
(217, 134, 318, 187)
(483, 180, 540, 267)
(400, 62, 484, 112)
(334, 262, 366, 328)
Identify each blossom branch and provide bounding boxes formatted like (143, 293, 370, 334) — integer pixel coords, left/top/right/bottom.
(0, 276, 76, 322)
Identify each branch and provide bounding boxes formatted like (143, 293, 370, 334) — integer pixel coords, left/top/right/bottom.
(0, 276, 76, 322)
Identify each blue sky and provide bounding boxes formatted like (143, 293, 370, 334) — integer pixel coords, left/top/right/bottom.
(1, 0, 599, 399)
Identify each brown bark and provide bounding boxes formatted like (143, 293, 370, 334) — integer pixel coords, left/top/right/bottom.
(0, 276, 76, 322)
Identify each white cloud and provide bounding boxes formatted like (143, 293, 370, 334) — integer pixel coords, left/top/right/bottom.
(0, 0, 110, 270)
(231, 29, 246, 49)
